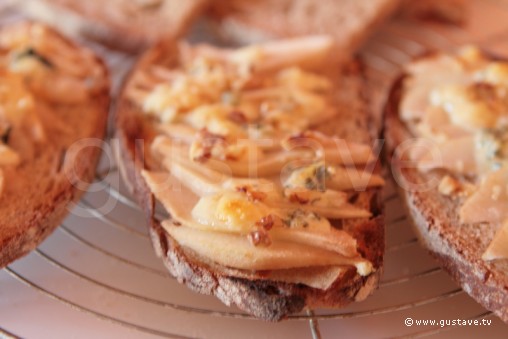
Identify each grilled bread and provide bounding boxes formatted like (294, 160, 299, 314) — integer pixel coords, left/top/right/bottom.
(116, 36, 385, 320)
(207, 0, 400, 63)
(385, 47, 508, 322)
(0, 21, 110, 267)
(16, 0, 209, 52)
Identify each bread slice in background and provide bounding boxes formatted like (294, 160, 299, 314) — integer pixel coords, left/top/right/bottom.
(207, 0, 401, 62)
(115, 40, 384, 321)
(398, 0, 467, 25)
(384, 61, 508, 323)
(16, 0, 209, 52)
(0, 22, 110, 268)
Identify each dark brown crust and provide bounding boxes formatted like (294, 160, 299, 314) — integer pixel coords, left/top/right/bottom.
(115, 42, 384, 321)
(384, 63, 508, 323)
(0, 22, 110, 268)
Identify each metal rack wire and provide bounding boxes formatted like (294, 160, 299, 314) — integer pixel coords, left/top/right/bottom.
(1, 1, 508, 338)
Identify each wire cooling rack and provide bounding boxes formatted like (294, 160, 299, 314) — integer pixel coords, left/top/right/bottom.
(2, 0, 508, 338)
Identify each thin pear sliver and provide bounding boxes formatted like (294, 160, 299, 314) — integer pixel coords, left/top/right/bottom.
(142, 170, 363, 259)
(162, 220, 372, 275)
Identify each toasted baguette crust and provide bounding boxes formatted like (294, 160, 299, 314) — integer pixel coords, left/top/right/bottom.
(0, 22, 110, 268)
(207, 0, 400, 62)
(115, 42, 384, 321)
(384, 74, 508, 323)
(17, 0, 209, 52)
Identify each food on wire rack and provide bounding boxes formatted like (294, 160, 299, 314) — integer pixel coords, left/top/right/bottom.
(0, 21, 110, 267)
(116, 36, 385, 320)
(385, 46, 508, 323)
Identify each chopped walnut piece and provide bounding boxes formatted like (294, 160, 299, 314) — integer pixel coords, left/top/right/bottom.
(438, 175, 462, 196)
(248, 230, 271, 247)
(287, 189, 311, 204)
(190, 128, 227, 163)
(228, 110, 248, 125)
(255, 214, 284, 231)
(236, 185, 267, 202)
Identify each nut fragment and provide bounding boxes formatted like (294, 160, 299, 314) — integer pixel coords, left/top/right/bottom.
(190, 128, 226, 163)
(228, 110, 248, 124)
(255, 214, 279, 230)
(236, 185, 267, 202)
(287, 190, 311, 204)
(438, 175, 462, 196)
(248, 230, 271, 247)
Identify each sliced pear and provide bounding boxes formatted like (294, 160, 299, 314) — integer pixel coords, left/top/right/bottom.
(460, 166, 508, 224)
(162, 222, 372, 275)
(270, 227, 358, 258)
(229, 35, 334, 73)
(282, 132, 377, 165)
(163, 160, 372, 219)
(142, 170, 363, 257)
(483, 221, 508, 261)
(327, 166, 385, 192)
(157, 123, 197, 143)
(152, 134, 381, 178)
(417, 136, 476, 174)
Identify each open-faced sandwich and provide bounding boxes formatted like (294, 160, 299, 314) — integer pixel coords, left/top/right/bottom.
(18, 0, 209, 52)
(116, 36, 385, 320)
(0, 22, 109, 268)
(385, 46, 508, 322)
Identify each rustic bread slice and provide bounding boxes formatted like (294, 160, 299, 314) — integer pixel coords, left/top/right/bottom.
(115, 39, 384, 321)
(0, 22, 110, 268)
(384, 58, 508, 322)
(207, 0, 400, 62)
(16, 0, 209, 52)
(398, 0, 468, 25)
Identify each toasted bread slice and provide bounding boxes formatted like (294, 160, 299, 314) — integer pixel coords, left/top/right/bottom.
(115, 37, 384, 321)
(398, 0, 468, 25)
(384, 49, 508, 322)
(0, 22, 110, 268)
(16, 0, 209, 52)
(207, 0, 400, 62)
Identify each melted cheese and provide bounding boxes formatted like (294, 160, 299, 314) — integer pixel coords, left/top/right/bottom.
(192, 191, 272, 233)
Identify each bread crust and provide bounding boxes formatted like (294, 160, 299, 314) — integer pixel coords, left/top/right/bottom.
(384, 72, 508, 323)
(206, 0, 400, 62)
(115, 42, 384, 321)
(17, 0, 209, 52)
(0, 22, 110, 268)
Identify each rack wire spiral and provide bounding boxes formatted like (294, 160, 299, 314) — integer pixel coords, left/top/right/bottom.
(1, 1, 508, 338)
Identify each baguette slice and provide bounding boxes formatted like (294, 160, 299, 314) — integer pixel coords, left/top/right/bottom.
(207, 0, 401, 63)
(384, 51, 508, 322)
(115, 38, 384, 321)
(0, 22, 110, 267)
(16, 0, 209, 52)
